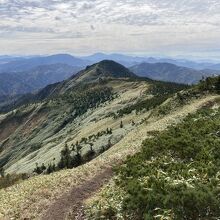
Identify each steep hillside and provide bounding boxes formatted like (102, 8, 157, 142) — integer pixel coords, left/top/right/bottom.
(130, 62, 215, 84)
(0, 61, 186, 174)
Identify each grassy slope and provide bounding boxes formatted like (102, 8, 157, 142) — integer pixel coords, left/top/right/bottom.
(3, 80, 148, 174)
(0, 93, 217, 219)
(86, 100, 220, 220)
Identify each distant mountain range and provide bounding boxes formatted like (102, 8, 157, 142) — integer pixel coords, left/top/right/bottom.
(0, 54, 89, 73)
(0, 53, 220, 102)
(0, 64, 82, 97)
(81, 53, 220, 70)
(130, 62, 219, 84)
(1, 53, 220, 71)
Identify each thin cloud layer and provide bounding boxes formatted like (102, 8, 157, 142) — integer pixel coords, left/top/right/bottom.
(0, 0, 220, 57)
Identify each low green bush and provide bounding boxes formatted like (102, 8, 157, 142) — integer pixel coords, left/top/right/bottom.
(113, 107, 220, 219)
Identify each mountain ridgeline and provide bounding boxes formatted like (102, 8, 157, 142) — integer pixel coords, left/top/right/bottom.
(0, 60, 187, 175)
(0, 60, 136, 112)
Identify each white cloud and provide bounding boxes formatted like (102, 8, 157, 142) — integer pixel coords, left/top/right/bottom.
(0, 0, 220, 58)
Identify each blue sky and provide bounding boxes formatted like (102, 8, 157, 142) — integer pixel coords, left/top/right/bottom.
(0, 0, 220, 59)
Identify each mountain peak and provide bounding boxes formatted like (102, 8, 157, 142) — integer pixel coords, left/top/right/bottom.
(90, 60, 136, 78)
(75, 60, 136, 82)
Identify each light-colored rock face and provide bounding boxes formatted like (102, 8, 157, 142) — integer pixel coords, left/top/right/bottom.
(1, 80, 150, 174)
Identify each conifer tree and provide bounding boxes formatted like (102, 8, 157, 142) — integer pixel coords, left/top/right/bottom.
(0, 167, 5, 178)
(58, 156, 65, 169)
(120, 121, 123, 128)
(58, 144, 72, 169)
(71, 152, 82, 168)
(46, 164, 53, 174)
(107, 139, 112, 149)
(41, 163, 46, 172)
(34, 163, 42, 174)
(89, 143, 94, 151)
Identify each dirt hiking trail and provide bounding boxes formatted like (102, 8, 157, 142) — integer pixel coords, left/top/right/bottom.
(41, 167, 113, 220)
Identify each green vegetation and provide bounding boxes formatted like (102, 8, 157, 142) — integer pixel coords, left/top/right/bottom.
(95, 107, 220, 219)
(34, 127, 114, 175)
(117, 81, 188, 117)
(54, 85, 114, 133)
(197, 76, 220, 94)
(154, 76, 220, 116)
(148, 80, 189, 96)
(117, 95, 169, 117)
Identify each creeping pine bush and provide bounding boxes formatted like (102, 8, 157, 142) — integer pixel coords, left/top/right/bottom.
(113, 107, 220, 220)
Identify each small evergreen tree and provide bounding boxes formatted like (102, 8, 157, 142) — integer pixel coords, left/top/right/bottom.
(89, 143, 94, 151)
(76, 144, 82, 155)
(58, 144, 72, 169)
(120, 121, 123, 128)
(71, 144, 75, 151)
(106, 128, 113, 134)
(84, 148, 95, 162)
(58, 156, 65, 169)
(46, 164, 53, 174)
(41, 163, 46, 172)
(34, 163, 42, 174)
(71, 152, 82, 167)
(0, 167, 5, 178)
(99, 145, 106, 154)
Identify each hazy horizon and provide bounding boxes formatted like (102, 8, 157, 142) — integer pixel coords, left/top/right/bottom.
(1, 52, 220, 63)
